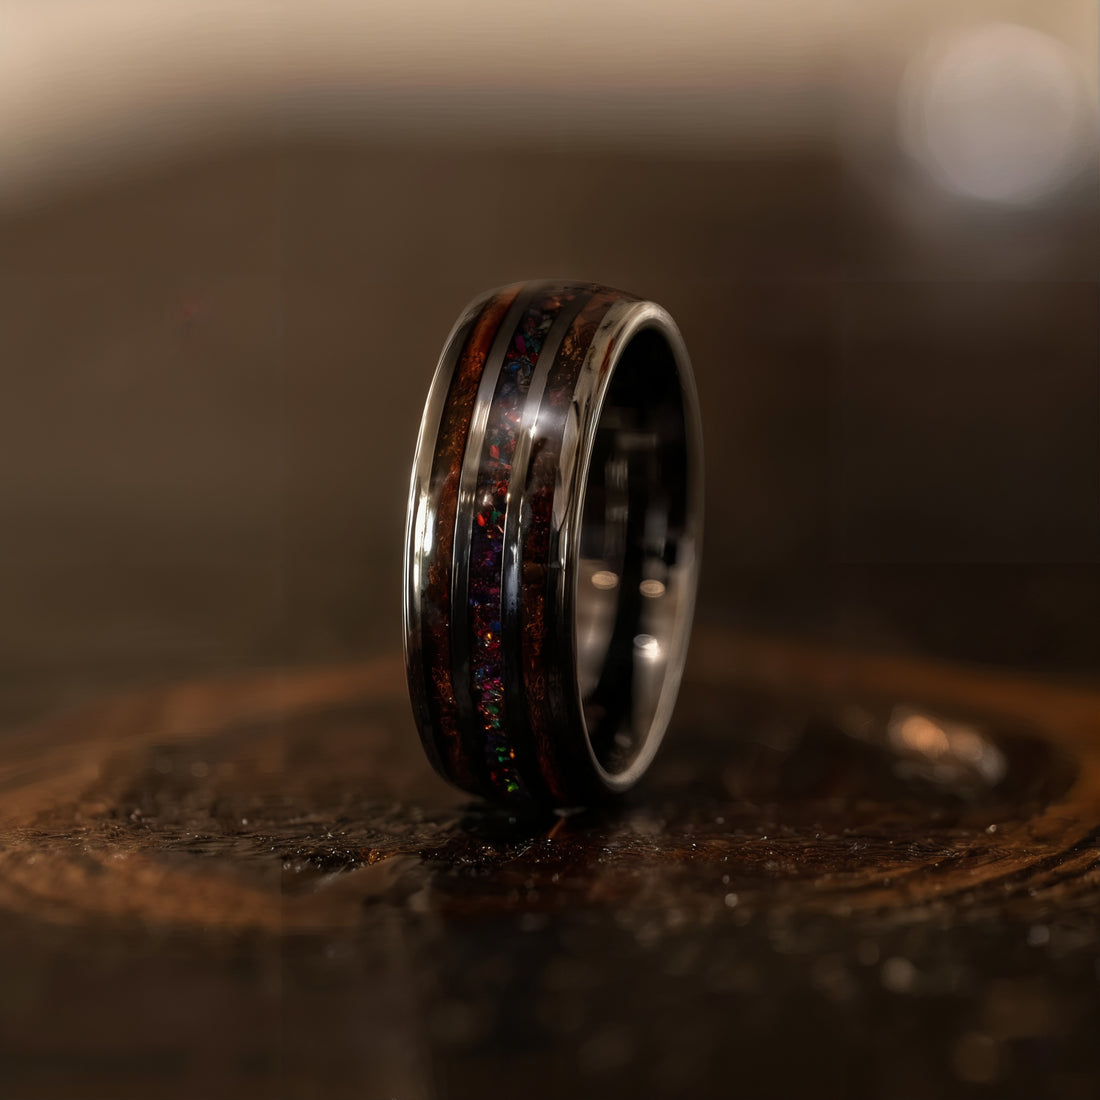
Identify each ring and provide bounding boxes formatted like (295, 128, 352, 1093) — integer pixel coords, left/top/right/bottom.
(404, 281, 703, 805)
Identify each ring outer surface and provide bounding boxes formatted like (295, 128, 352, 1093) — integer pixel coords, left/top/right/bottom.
(403, 280, 703, 806)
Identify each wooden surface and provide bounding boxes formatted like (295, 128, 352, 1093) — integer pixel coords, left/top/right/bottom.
(1, 628, 1098, 1099)
(0, 102, 1095, 1100)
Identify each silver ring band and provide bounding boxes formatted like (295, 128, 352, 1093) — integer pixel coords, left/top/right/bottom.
(403, 281, 703, 804)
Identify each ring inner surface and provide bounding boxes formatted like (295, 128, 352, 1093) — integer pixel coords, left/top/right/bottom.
(576, 327, 691, 776)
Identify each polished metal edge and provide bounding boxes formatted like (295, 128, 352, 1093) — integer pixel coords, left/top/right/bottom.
(403, 291, 495, 771)
(556, 300, 704, 794)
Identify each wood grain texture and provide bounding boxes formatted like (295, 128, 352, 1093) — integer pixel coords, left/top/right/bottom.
(0, 628, 1097, 1099)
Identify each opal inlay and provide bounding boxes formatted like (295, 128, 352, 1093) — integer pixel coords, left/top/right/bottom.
(420, 287, 520, 794)
(468, 293, 572, 798)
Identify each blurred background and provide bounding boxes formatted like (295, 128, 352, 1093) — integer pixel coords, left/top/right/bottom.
(0, 0, 1096, 734)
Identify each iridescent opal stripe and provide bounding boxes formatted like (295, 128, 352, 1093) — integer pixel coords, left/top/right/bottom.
(420, 286, 520, 792)
(467, 290, 577, 798)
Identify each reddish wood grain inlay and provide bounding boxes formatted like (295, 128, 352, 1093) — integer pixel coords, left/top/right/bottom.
(422, 287, 520, 792)
(519, 289, 623, 799)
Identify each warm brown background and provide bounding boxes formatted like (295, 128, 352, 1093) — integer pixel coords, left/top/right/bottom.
(0, 8, 1098, 1100)
(1, 135, 1096, 733)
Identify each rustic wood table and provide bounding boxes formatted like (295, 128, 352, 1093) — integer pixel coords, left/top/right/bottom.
(0, 54, 1095, 1090)
(1, 627, 1097, 1099)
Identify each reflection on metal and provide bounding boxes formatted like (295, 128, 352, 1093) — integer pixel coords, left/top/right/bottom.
(591, 570, 619, 590)
(887, 705, 1007, 788)
(898, 23, 1092, 205)
(639, 579, 666, 599)
(837, 701, 1008, 794)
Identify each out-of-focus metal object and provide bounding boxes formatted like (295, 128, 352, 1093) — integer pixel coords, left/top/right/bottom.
(838, 702, 1008, 795)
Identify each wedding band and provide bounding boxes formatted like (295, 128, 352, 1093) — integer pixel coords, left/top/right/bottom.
(404, 281, 702, 804)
